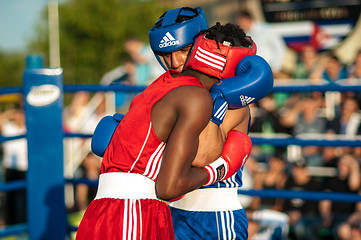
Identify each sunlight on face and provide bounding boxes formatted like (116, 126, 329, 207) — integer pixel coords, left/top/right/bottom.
(163, 44, 192, 72)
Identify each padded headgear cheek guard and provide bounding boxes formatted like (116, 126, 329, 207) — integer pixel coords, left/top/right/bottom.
(184, 34, 257, 79)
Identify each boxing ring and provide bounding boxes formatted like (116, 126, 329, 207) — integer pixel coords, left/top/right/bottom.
(0, 57, 361, 239)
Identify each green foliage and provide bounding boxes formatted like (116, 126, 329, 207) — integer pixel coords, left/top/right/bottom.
(0, 51, 26, 87)
(29, 0, 167, 84)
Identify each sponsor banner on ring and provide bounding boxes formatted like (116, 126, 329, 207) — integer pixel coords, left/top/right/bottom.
(260, 0, 361, 51)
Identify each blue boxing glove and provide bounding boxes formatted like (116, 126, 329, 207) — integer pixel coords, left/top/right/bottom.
(210, 55, 274, 110)
(91, 113, 124, 157)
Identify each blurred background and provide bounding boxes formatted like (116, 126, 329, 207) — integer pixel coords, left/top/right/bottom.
(1, 0, 361, 239)
(1, 0, 361, 87)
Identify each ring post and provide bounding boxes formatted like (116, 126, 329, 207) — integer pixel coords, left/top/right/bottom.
(23, 55, 66, 239)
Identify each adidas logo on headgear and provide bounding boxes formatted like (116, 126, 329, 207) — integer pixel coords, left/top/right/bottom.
(240, 95, 255, 106)
(159, 32, 180, 48)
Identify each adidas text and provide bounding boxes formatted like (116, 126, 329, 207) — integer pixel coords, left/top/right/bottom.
(159, 40, 180, 48)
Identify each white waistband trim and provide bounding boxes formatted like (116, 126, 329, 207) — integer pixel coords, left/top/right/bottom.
(95, 172, 158, 200)
(169, 188, 242, 211)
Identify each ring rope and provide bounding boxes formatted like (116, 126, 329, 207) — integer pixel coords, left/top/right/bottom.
(0, 180, 26, 192)
(0, 86, 22, 95)
(238, 189, 361, 203)
(250, 133, 361, 147)
(0, 134, 25, 144)
(66, 178, 361, 203)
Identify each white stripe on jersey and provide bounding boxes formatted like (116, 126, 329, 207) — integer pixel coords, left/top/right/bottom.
(220, 211, 226, 240)
(123, 199, 128, 239)
(143, 142, 165, 180)
(219, 211, 236, 240)
(130, 122, 153, 172)
(132, 200, 137, 240)
(222, 174, 237, 188)
(148, 144, 165, 180)
(138, 200, 143, 239)
(123, 199, 141, 240)
(153, 149, 165, 180)
(127, 200, 133, 239)
(214, 102, 228, 119)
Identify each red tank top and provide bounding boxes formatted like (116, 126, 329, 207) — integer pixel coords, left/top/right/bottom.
(101, 70, 204, 181)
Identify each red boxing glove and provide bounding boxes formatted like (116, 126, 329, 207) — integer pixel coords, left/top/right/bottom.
(204, 130, 252, 186)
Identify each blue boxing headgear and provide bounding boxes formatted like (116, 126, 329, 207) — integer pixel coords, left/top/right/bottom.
(149, 7, 208, 70)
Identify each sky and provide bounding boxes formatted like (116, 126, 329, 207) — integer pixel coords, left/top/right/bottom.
(0, 0, 50, 52)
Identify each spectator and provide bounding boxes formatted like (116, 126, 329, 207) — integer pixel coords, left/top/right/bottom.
(0, 108, 27, 225)
(282, 159, 322, 240)
(280, 96, 326, 166)
(251, 153, 287, 211)
(100, 57, 136, 86)
(63, 91, 104, 211)
(337, 208, 361, 240)
(236, 10, 287, 76)
(101, 58, 137, 111)
(246, 154, 290, 240)
(320, 154, 360, 239)
(238, 156, 259, 210)
(321, 146, 339, 168)
(250, 96, 290, 161)
(311, 52, 348, 83)
(326, 97, 361, 137)
(347, 49, 361, 106)
(293, 45, 320, 80)
(248, 208, 289, 240)
(63, 91, 102, 135)
(347, 49, 361, 80)
(123, 36, 164, 85)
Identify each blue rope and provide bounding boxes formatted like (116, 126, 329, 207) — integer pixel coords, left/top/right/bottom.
(0, 224, 28, 238)
(0, 86, 22, 95)
(1, 82, 361, 95)
(238, 189, 361, 203)
(0, 180, 26, 192)
(0, 134, 25, 143)
(66, 178, 98, 187)
(64, 84, 146, 93)
(65, 178, 361, 203)
(64, 133, 92, 139)
(250, 136, 361, 147)
(272, 83, 361, 93)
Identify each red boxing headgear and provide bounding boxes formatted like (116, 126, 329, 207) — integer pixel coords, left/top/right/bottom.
(185, 33, 257, 79)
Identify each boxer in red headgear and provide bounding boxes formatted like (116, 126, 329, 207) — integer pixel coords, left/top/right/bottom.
(185, 23, 257, 79)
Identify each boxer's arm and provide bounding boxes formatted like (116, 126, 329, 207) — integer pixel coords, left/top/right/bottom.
(153, 86, 213, 200)
(192, 106, 250, 168)
(192, 122, 224, 168)
(221, 107, 250, 133)
(154, 85, 252, 200)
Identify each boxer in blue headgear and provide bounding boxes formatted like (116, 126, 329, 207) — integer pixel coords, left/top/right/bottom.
(149, 8, 273, 240)
(149, 7, 208, 72)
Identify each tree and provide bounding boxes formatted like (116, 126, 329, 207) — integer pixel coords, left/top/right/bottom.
(29, 0, 167, 84)
(0, 51, 25, 87)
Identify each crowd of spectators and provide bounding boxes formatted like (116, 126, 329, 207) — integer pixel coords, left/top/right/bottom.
(244, 45, 361, 239)
(0, 34, 360, 240)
